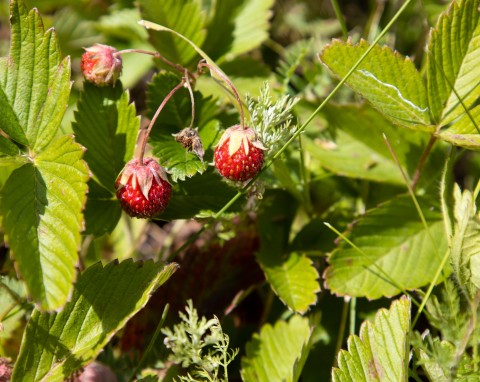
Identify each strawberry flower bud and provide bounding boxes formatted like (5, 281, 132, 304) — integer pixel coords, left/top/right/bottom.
(80, 44, 122, 86)
(214, 125, 266, 182)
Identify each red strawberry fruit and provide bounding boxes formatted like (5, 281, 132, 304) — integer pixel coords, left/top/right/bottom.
(80, 44, 122, 86)
(116, 158, 172, 218)
(214, 125, 266, 182)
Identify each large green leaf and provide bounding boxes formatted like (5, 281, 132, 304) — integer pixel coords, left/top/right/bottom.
(138, 0, 207, 66)
(241, 315, 313, 382)
(324, 195, 448, 299)
(11, 260, 178, 382)
(332, 297, 411, 382)
(306, 104, 437, 185)
(427, 0, 480, 127)
(0, 135, 89, 310)
(0, 0, 71, 151)
(202, 0, 274, 61)
(73, 82, 139, 193)
(320, 39, 431, 131)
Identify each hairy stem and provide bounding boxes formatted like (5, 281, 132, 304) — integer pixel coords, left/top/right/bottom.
(115, 49, 194, 77)
(411, 135, 437, 190)
(138, 79, 186, 165)
(197, 60, 245, 129)
(184, 70, 196, 129)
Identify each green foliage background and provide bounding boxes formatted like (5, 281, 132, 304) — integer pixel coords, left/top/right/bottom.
(0, 0, 480, 381)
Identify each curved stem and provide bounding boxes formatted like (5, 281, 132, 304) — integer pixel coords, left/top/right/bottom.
(138, 79, 186, 165)
(184, 70, 196, 128)
(115, 49, 195, 78)
(197, 60, 245, 129)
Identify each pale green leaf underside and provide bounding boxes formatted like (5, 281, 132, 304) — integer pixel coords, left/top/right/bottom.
(308, 104, 433, 185)
(241, 315, 312, 382)
(427, 0, 480, 126)
(450, 185, 480, 297)
(0, 136, 89, 310)
(73, 82, 139, 193)
(257, 252, 319, 314)
(0, 0, 70, 151)
(332, 297, 411, 382)
(320, 39, 431, 131)
(11, 260, 178, 382)
(138, 0, 207, 65)
(325, 195, 447, 299)
(439, 104, 480, 149)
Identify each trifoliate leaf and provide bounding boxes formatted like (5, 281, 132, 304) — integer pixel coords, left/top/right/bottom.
(320, 39, 431, 131)
(332, 297, 411, 382)
(0, 136, 89, 311)
(11, 260, 178, 382)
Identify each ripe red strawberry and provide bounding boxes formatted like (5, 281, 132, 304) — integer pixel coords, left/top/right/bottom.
(214, 125, 266, 182)
(116, 158, 172, 218)
(80, 44, 122, 86)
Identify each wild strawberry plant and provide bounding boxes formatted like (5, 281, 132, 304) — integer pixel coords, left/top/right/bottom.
(0, 0, 480, 381)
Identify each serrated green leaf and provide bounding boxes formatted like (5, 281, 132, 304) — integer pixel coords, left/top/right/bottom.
(11, 260, 178, 382)
(320, 39, 431, 130)
(73, 82, 139, 192)
(450, 185, 480, 298)
(241, 315, 312, 382)
(324, 195, 448, 299)
(306, 104, 437, 185)
(332, 297, 410, 382)
(427, 0, 480, 126)
(0, 135, 89, 311)
(203, 0, 274, 61)
(0, 0, 70, 150)
(257, 251, 320, 314)
(138, 0, 206, 66)
(0, 134, 19, 157)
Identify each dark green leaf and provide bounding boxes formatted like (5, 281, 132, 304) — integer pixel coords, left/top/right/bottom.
(73, 82, 139, 193)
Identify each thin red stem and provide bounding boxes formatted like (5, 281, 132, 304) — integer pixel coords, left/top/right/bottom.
(138, 79, 186, 165)
(115, 49, 194, 78)
(197, 61, 245, 129)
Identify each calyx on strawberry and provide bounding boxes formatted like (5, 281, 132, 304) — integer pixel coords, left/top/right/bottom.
(80, 44, 122, 86)
(214, 125, 266, 182)
(116, 158, 172, 218)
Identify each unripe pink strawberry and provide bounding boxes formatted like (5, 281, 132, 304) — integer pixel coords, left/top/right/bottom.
(214, 125, 266, 182)
(116, 158, 172, 218)
(80, 44, 122, 86)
